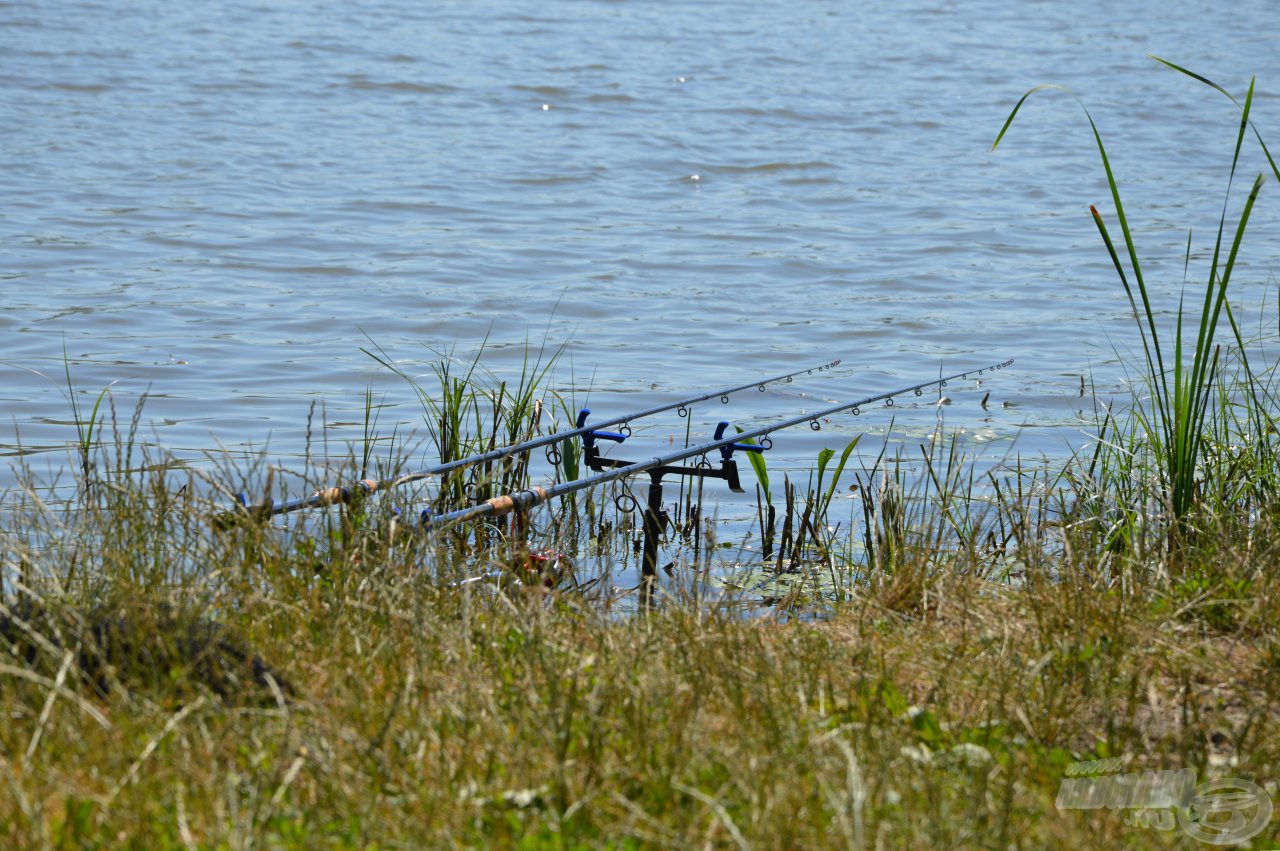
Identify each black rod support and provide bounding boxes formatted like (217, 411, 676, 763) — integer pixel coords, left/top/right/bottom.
(642, 473, 665, 580)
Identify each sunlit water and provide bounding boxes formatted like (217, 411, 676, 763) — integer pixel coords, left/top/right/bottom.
(5, 0, 1280, 551)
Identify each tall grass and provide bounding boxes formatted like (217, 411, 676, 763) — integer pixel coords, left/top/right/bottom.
(993, 61, 1277, 552)
(3, 405, 1278, 846)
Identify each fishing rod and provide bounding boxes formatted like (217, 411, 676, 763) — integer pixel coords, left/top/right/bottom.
(221, 357, 842, 523)
(423, 358, 1014, 577)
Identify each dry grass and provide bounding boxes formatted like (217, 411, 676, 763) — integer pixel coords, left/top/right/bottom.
(2, 454, 1278, 849)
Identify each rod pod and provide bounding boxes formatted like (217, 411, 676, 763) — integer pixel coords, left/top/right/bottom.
(423, 358, 1014, 592)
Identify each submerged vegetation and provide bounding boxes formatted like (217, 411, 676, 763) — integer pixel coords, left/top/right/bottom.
(3, 63, 1280, 846)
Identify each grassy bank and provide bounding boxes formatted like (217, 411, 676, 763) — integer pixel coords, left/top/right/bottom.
(3, 550, 1278, 848)
(4, 63, 1280, 847)
(1, 458, 1278, 847)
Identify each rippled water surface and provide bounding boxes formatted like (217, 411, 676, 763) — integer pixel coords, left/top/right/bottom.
(5, 0, 1280, 503)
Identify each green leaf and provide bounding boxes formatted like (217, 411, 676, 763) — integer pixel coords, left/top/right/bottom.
(736, 427, 770, 504)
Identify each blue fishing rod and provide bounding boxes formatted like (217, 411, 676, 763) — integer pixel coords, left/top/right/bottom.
(421, 358, 1014, 578)
(222, 357, 842, 523)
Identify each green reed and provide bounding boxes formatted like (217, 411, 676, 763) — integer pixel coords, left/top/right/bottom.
(994, 61, 1276, 551)
(362, 334, 564, 515)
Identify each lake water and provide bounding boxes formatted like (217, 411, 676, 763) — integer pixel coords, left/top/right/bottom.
(5, 0, 1280, 513)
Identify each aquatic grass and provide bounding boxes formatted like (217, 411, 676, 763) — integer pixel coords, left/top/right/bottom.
(0, 348, 119, 499)
(732, 427, 779, 557)
(813, 435, 860, 541)
(63, 368, 109, 490)
(361, 334, 565, 522)
(994, 66, 1271, 549)
(1151, 55, 1280, 188)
